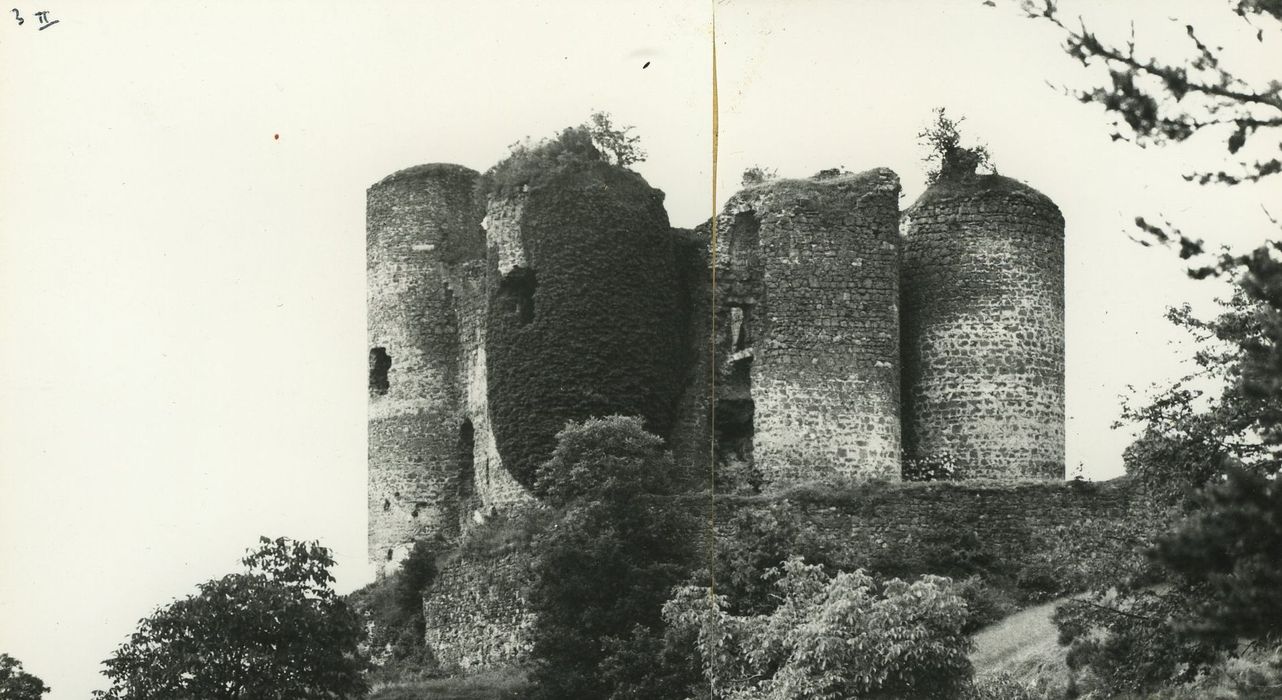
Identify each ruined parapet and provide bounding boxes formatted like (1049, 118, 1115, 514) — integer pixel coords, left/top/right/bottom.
(367, 163, 481, 575)
(900, 168, 1065, 479)
(704, 169, 904, 487)
(483, 160, 688, 489)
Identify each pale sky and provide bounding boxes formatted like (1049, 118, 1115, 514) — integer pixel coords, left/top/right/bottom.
(2, 2, 1279, 698)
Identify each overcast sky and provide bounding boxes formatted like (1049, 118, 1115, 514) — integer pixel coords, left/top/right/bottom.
(2, 1, 1279, 698)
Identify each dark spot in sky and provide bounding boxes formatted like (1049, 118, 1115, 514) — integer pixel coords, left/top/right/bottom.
(642, 61, 651, 69)
(273, 134, 280, 140)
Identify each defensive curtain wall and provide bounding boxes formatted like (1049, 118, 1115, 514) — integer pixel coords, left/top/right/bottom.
(367, 149, 1078, 669)
(421, 479, 1150, 671)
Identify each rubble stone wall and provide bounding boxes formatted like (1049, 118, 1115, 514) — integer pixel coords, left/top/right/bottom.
(901, 175, 1065, 479)
(367, 164, 480, 574)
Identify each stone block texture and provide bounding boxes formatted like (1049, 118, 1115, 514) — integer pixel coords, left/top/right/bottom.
(368, 164, 477, 575)
(703, 169, 904, 485)
(422, 551, 535, 672)
(901, 173, 1065, 479)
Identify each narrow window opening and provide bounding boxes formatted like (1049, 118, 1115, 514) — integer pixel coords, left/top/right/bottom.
(716, 340, 757, 490)
(729, 210, 761, 267)
(382, 499, 391, 512)
(716, 398, 755, 441)
(497, 267, 537, 326)
(369, 347, 392, 396)
(386, 549, 393, 561)
(715, 397, 756, 475)
(728, 305, 753, 352)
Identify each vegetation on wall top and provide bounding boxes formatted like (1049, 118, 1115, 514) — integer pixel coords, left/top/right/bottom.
(919, 107, 997, 185)
(475, 112, 648, 204)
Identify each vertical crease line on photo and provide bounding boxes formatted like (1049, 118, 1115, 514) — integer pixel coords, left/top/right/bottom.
(707, 0, 720, 629)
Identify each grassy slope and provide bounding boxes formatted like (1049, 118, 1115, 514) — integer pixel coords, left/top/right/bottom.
(971, 597, 1070, 692)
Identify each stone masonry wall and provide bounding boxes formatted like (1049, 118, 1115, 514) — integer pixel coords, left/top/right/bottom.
(422, 550, 535, 672)
(368, 164, 479, 576)
(448, 259, 533, 523)
(782, 479, 1147, 573)
(707, 169, 903, 485)
(418, 479, 1152, 674)
(901, 174, 1065, 479)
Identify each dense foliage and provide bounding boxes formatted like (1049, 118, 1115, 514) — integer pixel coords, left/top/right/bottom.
(0, 654, 50, 700)
(1158, 468, 1282, 640)
(525, 416, 695, 700)
(707, 505, 828, 617)
(475, 111, 645, 202)
(349, 540, 441, 683)
(93, 537, 368, 700)
(484, 130, 687, 490)
(665, 557, 974, 700)
(475, 125, 601, 202)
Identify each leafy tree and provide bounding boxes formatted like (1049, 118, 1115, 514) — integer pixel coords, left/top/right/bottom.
(664, 557, 973, 700)
(587, 112, 647, 168)
(917, 107, 996, 184)
(0, 654, 50, 700)
(1157, 468, 1282, 641)
(1022, 0, 1282, 186)
(93, 537, 368, 700)
(526, 416, 695, 700)
(1022, 1, 1282, 692)
(1114, 291, 1282, 503)
(708, 505, 828, 617)
(1053, 586, 1226, 697)
(394, 540, 438, 619)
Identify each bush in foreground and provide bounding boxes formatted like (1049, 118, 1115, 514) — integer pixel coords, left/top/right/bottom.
(93, 537, 368, 700)
(665, 557, 973, 700)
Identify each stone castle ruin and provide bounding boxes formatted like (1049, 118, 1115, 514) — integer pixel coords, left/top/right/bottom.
(367, 145, 1066, 576)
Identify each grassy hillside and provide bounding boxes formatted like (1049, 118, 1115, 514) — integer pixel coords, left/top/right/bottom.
(971, 597, 1070, 697)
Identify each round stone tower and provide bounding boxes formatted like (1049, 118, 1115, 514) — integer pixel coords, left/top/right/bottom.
(707, 168, 904, 485)
(900, 166, 1065, 479)
(367, 163, 482, 576)
(483, 160, 687, 489)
